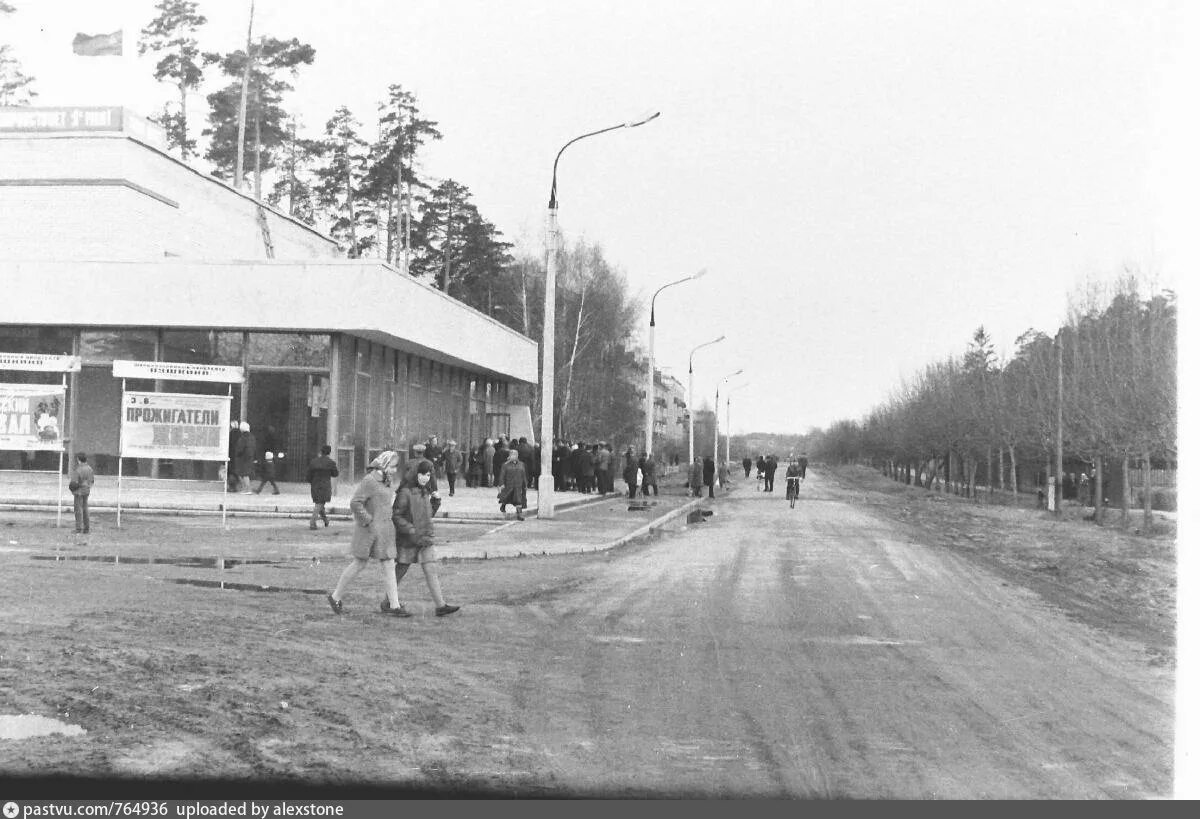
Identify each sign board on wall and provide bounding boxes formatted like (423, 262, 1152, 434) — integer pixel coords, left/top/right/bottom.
(0, 384, 67, 451)
(113, 360, 244, 383)
(0, 353, 81, 372)
(120, 391, 231, 461)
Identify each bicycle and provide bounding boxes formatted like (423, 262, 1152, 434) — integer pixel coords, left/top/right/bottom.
(786, 475, 800, 508)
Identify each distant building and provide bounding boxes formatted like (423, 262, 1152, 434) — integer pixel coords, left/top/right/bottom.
(0, 106, 537, 481)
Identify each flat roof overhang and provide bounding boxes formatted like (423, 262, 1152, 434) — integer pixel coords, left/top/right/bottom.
(0, 259, 539, 384)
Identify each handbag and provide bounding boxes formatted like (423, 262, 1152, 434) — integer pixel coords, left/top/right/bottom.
(68, 480, 80, 492)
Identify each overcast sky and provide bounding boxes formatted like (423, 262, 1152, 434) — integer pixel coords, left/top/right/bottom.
(6, 0, 1192, 434)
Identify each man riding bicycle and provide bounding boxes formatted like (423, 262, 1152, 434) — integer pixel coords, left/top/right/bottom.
(784, 458, 803, 508)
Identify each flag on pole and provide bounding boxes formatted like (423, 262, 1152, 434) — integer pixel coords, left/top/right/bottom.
(72, 30, 123, 57)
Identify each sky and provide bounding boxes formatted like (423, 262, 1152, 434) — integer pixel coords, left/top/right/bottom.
(3, 0, 1193, 436)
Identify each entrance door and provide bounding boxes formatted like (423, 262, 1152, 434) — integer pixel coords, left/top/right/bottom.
(247, 371, 327, 482)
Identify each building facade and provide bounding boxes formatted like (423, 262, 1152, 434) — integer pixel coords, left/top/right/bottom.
(0, 106, 537, 482)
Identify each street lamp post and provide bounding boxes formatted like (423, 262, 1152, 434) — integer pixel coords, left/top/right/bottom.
(725, 382, 749, 467)
(714, 369, 743, 485)
(645, 269, 706, 459)
(538, 111, 660, 520)
(687, 335, 725, 465)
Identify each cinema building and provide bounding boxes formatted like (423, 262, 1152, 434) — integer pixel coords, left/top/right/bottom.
(0, 106, 538, 482)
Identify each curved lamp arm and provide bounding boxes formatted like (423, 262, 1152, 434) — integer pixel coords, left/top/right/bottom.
(548, 111, 661, 208)
(689, 335, 725, 373)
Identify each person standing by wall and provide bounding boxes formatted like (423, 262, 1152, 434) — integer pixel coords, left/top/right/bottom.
(517, 436, 535, 489)
(326, 450, 405, 617)
(492, 436, 509, 488)
(482, 438, 496, 488)
(497, 448, 528, 520)
(235, 421, 256, 494)
(387, 461, 460, 618)
(226, 421, 241, 491)
(70, 452, 95, 534)
(443, 439, 462, 497)
(306, 444, 339, 529)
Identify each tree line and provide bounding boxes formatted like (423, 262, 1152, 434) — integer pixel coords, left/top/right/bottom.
(1, 0, 651, 448)
(810, 274, 1176, 530)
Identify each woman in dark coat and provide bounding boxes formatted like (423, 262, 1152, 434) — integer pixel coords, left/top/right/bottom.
(497, 449, 528, 520)
(493, 438, 509, 487)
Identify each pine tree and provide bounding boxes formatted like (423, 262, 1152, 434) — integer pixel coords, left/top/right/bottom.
(0, 3, 37, 106)
(267, 116, 324, 225)
(313, 106, 372, 257)
(202, 37, 316, 183)
(138, 0, 212, 159)
(362, 85, 443, 266)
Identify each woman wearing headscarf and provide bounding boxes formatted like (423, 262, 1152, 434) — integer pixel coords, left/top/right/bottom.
(497, 448, 528, 520)
(386, 461, 459, 617)
(326, 450, 407, 617)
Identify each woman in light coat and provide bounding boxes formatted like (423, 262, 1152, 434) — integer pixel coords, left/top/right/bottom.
(326, 450, 406, 617)
(497, 448, 528, 520)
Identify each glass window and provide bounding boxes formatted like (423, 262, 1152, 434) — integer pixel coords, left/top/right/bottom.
(161, 331, 244, 365)
(80, 330, 156, 364)
(248, 332, 330, 368)
(0, 326, 74, 356)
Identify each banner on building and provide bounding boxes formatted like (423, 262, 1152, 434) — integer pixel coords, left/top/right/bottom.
(0, 353, 81, 372)
(120, 391, 231, 461)
(0, 384, 67, 451)
(113, 360, 244, 383)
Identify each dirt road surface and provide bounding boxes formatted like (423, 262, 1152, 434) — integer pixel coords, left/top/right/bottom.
(0, 471, 1173, 797)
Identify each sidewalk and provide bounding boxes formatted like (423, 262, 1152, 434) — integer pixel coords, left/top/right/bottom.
(0, 471, 711, 560)
(0, 472, 599, 521)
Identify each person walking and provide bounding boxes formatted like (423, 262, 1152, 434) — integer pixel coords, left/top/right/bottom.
(386, 461, 460, 618)
(306, 444, 339, 529)
(763, 454, 778, 492)
(254, 450, 280, 495)
(69, 451, 95, 534)
(798, 453, 809, 480)
(717, 460, 729, 495)
(703, 456, 716, 498)
(326, 451, 406, 617)
(742, 455, 753, 478)
(688, 456, 705, 497)
(443, 440, 462, 497)
(497, 448, 528, 520)
(234, 421, 256, 493)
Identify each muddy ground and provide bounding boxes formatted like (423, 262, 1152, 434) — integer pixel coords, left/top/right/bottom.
(0, 465, 1178, 797)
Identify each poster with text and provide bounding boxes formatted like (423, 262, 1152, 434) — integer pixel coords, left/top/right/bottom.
(0, 384, 67, 451)
(120, 391, 231, 461)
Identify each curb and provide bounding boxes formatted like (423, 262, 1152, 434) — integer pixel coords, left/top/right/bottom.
(604, 496, 705, 549)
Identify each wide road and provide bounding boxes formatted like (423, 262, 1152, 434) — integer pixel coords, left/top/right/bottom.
(491, 471, 1172, 797)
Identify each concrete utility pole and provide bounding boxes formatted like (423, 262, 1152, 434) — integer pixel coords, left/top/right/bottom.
(1054, 329, 1064, 513)
(714, 369, 742, 481)
(645, 269, 705, 459)
(687, 336, 724, 465)
(536, 112, 659, 521)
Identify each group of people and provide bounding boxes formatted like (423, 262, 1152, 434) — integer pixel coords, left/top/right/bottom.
(326, 450, 460, 620)
(226, 421, 287, 496)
